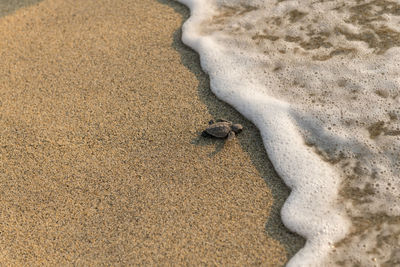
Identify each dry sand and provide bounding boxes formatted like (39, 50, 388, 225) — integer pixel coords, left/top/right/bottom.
(0, 0, 304, 265)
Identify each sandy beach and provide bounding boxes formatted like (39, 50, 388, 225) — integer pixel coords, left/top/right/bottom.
(0, 0, 303, 265)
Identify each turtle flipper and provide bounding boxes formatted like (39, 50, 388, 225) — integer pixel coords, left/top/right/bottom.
(227, 131, 235, 141)
(202, 130, 211, 138)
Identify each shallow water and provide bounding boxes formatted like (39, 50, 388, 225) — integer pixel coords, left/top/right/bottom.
(177, 0, 400, 266)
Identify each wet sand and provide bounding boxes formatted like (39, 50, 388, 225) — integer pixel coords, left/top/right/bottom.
(0, 0, 304, 265)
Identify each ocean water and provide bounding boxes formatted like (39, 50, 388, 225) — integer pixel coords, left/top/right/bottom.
(176, 0, 400, 266)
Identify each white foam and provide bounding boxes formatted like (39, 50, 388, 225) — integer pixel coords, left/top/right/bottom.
(176, 0, 400, 265)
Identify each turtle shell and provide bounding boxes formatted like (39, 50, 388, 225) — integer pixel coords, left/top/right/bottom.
(205, 122, 231, 138)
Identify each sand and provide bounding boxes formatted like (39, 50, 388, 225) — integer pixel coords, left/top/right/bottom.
(0, 0, 304, 265)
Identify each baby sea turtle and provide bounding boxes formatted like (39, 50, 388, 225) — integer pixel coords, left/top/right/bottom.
(201, 119, 243, 140)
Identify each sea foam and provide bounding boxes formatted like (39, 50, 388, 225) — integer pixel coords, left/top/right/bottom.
(176, 0, 400, 266)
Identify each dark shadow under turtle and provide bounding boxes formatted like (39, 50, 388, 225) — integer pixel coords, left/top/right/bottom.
(201, 119, 243, 141)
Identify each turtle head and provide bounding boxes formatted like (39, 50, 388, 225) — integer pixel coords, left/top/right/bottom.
(231, 124, 243, 134)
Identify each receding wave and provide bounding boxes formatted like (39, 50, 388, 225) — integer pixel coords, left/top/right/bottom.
(177, 0, 400, 265)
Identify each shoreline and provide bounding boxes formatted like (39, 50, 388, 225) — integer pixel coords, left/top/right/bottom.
(0, 0, 304, 264)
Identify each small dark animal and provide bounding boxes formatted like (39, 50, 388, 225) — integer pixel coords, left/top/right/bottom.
(201, 119, 243, 141)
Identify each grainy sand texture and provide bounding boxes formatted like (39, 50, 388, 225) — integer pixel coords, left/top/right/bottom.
(0, 0, 304, 265)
